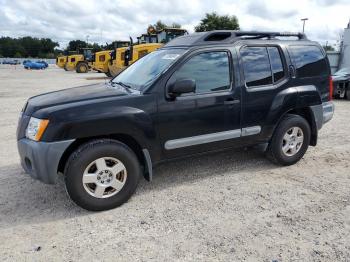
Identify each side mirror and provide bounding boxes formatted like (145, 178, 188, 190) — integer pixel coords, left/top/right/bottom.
(168, 79, 196, 97)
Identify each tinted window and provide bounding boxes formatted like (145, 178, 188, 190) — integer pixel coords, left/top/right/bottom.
(268, 47, 285, 82)
(241, 47, 272, 87)
(289, 45, 328, 77)
(171, 52, 230, 94)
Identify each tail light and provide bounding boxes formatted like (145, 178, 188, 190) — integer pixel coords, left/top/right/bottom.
(329, 76, 333, 101)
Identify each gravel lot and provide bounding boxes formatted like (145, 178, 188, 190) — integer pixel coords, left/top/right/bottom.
(0, 65, 349, 261)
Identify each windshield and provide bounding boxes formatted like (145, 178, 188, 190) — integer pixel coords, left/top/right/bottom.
(112, 48, 186, 91)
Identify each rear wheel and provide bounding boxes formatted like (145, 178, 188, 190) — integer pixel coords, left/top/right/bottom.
(64, 139, 141, 211)
(76, 62, 89, 73)
(267, 114, 311, 166)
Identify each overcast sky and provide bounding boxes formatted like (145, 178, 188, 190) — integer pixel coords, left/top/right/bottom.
(0, 0, 349, 49)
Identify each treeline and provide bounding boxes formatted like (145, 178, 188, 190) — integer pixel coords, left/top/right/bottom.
(0, 13, 240, 58)
(0, 37, 59, 58)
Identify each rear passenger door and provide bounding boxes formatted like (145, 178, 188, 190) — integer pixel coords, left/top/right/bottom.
(238, 45, 288, 134)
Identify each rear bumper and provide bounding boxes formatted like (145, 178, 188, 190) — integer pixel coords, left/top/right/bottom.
(322, 101, 334, 124)
(17, 138, 74, 184)
(310, 101, 334, 130)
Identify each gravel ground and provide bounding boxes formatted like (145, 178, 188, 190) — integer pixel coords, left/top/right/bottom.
(0, 65, 349, 261)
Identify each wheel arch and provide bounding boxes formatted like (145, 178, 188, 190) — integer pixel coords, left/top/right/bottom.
(58, 134, 152, 181)
(274, 106, 318, 146)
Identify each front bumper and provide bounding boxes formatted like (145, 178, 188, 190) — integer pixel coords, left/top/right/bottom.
(17, 138, 74, 184)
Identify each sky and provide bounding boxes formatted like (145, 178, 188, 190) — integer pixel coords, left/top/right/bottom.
(0, 0, 349, 49)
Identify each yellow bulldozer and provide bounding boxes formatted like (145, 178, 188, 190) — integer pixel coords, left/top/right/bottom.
(107, 43, 162, 77)
(106, 28, 187, 77)
(61, 48, 93, 73)
(90, 50, 112, 74)
(56, 55, 67, 68)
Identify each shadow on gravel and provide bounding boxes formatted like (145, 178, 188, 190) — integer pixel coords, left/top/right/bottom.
(0, 147, 278, 229)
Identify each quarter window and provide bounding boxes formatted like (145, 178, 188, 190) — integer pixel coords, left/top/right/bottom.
(240, 47, 273, 87)
(171, 51, 231, 94)
(289, 45, 328, 77)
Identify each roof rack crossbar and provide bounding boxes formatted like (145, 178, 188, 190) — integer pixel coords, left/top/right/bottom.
(234, 31, 307, 40)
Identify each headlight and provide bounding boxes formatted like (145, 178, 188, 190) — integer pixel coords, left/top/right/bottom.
(26, 117, 49, 141)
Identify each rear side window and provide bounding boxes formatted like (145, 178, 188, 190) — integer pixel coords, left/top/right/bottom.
(240, 47, 273, 87)
(289, 45, 328, 78)
(171, 51, 231, 94)
(268, 47, 285, 82)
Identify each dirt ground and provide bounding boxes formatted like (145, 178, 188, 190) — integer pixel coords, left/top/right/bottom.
(0, 65, 349, 262)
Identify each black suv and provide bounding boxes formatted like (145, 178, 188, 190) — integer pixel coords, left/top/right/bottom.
(17, 31, 334, 211)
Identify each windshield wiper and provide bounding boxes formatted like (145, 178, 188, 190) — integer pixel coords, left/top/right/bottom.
(113, 81, 133, 90)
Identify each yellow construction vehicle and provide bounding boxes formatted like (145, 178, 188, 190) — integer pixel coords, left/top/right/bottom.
(107, 28, 188, 77)
(107, 43, 162, 77)
(91, 50, 112, 75)
(56, 55, 67, 68)
(64, 54, 84, 71)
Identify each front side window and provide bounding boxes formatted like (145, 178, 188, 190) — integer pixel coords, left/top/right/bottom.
(170, 51, 231, 94)
(240, 47, 272, 87)
(71, 58, 75, 62)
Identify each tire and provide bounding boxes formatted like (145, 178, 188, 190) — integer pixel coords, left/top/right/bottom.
(64, 139, 141, 211)
(64, 64, 68, 71)
(346, 88, 350, 100)
(267, 114, 311, 166)
(76, 62, 88, 73)
(105, 70, 112, 77)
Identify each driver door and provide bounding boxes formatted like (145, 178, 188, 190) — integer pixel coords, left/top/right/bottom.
(156, 49, 241, 159)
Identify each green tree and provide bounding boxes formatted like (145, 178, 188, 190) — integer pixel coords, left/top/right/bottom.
(67, 40, 89, 51)
(14, 52, 22, 58)
(150, 20, 182, 31)
(195, 12, 240, 32)
(323, 45, 335, 52)
(154, 20, 167, 31)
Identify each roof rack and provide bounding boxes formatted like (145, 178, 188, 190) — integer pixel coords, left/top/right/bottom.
(165, 30, 308, 47)
(234, 31, 307, 40)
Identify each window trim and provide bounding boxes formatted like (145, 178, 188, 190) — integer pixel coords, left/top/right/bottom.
(166, 49, 234, 97)
(239, 45, 288, 91)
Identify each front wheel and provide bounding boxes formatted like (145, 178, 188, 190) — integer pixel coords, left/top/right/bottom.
(76, 62, 89, 73)
(64, 139, 141, 211)
(267, 114, 311, 166)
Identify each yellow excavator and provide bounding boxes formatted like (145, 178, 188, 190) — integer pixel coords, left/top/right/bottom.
(56, 55, 67, 68)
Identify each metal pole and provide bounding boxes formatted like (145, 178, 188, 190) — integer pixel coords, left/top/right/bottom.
(301, 18, 308, 33)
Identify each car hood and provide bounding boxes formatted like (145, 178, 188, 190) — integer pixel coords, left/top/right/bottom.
(23, 82, 134, 115)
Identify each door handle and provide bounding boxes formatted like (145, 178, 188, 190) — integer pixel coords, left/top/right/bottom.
(224, 99, 240, 105)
